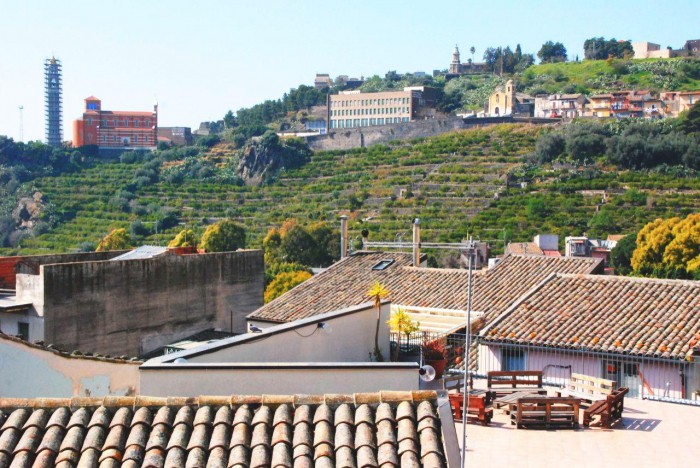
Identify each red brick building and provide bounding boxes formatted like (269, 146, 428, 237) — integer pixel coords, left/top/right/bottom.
(72, 96, 157, 149)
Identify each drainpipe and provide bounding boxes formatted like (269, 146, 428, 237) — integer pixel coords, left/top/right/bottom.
(412, 218, 421, 267)
(340, 215, 348, 259)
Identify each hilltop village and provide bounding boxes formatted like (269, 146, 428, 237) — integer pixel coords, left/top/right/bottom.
(1, 31, 700, 467)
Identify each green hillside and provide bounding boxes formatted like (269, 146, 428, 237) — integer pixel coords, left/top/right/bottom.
(6, 124, 699, 260)
(521, 58, 700, 95)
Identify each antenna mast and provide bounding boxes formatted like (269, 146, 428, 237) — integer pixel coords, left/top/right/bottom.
(18, 106, 24, 142)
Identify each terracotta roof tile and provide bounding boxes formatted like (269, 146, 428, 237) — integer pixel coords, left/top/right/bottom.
(0, 393, 447, 467)
(481, 274, 700, 359)
(249, 252, 601, 325)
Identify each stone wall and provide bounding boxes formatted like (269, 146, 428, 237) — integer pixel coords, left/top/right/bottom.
(307, 117, 557, 152)
(40, 250, 264, 357)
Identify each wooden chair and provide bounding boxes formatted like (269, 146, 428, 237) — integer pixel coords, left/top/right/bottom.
(448, 393, 493, 426)
(511, 397, 580, 429)
(487, 370, 544, 397)
(583, 387, 629, 428)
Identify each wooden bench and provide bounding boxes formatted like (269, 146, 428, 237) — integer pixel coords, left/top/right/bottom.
(557, 373, 616, 405)
(448, 393, 493, 426)
(487, 370, 544, 397)
(511, 397, 580, 429)
(583, 387, 629, 428)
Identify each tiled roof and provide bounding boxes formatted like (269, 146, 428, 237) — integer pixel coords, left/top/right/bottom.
(505, 242, 543, 256)
(0, 391, 449, 468)
(0, 332, 142, 364)
(248, 251, 602, 324)
(480, 274, 700, 360)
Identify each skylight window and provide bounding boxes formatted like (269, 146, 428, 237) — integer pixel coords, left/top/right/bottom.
(372, 259, 395, 271)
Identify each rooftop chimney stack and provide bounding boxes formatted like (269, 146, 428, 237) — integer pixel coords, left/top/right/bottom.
(340, 215, 349, 259)
(413, 218, 421, 267)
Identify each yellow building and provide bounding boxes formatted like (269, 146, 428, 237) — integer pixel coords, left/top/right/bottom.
(587, 94, 613, 117)
(486, 80, 534, 117)
(487, 80, 516, 116)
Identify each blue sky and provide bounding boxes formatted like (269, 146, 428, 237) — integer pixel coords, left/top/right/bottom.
(1, 0, 699, 142)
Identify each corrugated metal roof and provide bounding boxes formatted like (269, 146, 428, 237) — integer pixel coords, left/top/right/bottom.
(109, 245, 168, 261)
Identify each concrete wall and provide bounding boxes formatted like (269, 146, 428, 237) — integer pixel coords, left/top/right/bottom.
(38, 250, 263, 357)
(140, 365, 418, 396)
(0, 335, 140, 397)
(0, 251, 124, 289)
(191, 303, 391, 364)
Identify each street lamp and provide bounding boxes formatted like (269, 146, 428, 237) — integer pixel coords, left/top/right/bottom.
(461, 239, 476, 468)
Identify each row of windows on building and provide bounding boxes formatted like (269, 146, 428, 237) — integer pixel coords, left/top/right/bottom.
(87, 118, 152, 128)
(100, 134, 152, 143)
(329, 117, 410, 129)
(331, 97, 410, 107)
(331, 107, 410, 117)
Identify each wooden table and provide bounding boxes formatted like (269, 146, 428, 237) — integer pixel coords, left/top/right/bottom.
(493, 389, 548, 413)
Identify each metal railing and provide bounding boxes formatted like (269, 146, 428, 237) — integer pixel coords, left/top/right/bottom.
(409, 331, 700, 406)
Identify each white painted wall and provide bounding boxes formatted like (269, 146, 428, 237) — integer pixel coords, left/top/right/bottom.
(188, 303, 391, 364)
(0, 312, 43, 342)
(140, 365, 418, 396)
(16, 272, 44, 316)
(0, 336, 140, 398)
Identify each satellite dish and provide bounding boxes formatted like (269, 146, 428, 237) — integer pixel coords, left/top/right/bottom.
(419, 365, 436, 382)
(174, 358, 187, 364)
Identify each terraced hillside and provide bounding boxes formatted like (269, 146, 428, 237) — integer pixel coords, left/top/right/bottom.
(9, 124, 700, 256)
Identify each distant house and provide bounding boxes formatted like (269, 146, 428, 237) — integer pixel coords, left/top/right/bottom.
(679, 90, 700, 112)
(314, 73, 333, 89)
(534, 94, 588, 119)
(446, 45, 488, 79)
(587, 94, 614, 117)
(683, 39, 700, 56)
(565, 235, 619, 267)
(632, 42, 672, 59)
(478, 274, 700, 400)
(157, 126, 193, 146)
(505, 234, 561, 257)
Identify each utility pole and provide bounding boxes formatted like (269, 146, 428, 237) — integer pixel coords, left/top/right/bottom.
(460, 238, 476, 468)
(18, 106, 24, 142)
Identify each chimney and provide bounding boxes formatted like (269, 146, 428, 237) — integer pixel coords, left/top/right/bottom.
(412, 218, 421, 267)
(361, 229, 369, 248)
(340, 215, 348, 259)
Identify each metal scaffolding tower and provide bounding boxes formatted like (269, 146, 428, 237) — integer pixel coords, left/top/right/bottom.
(44, 57, 63, 146)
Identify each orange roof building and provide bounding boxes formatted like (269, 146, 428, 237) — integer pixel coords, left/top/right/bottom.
(72, 97, 158, 150)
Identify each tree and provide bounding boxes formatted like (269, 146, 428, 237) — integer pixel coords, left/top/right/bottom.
(280, 224, 316, 265)
(680, 102, 700, 135)
(199, 219, 246, 252)
(629, 214, 700, 278)
(264, 270, 312, 303)
(96, 228, 131, 252)
(223, 110, 237, 129)
(366, 282, 389, 362)
(538, 41, 567, 63)
(610, 233, 637, 276)
(469, 46, 476, 62)
(583, 37, 633, 60)
(168, 229, 198, 248)
(387, 308, 419, 361)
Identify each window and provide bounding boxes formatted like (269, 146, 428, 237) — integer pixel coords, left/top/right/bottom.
(134, 135, 139, 143)
(17, 322, 29, 341)
(102, 135, 107, 143)
(372, 259, 395, 271)
(124, 119, 129, 127)
(135, 120, 139, 128)
(87, 118, 93, 126)
(145, 119, 150, 127)
(501, 347, 525, 371)
(114, 135, 118, 142)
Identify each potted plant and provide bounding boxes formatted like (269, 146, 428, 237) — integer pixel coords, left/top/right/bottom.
(387, 308, 420, 362)
(422, 338, 448, 379)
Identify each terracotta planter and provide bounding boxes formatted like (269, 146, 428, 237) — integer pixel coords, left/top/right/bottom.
(426, 358, 448, 379)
